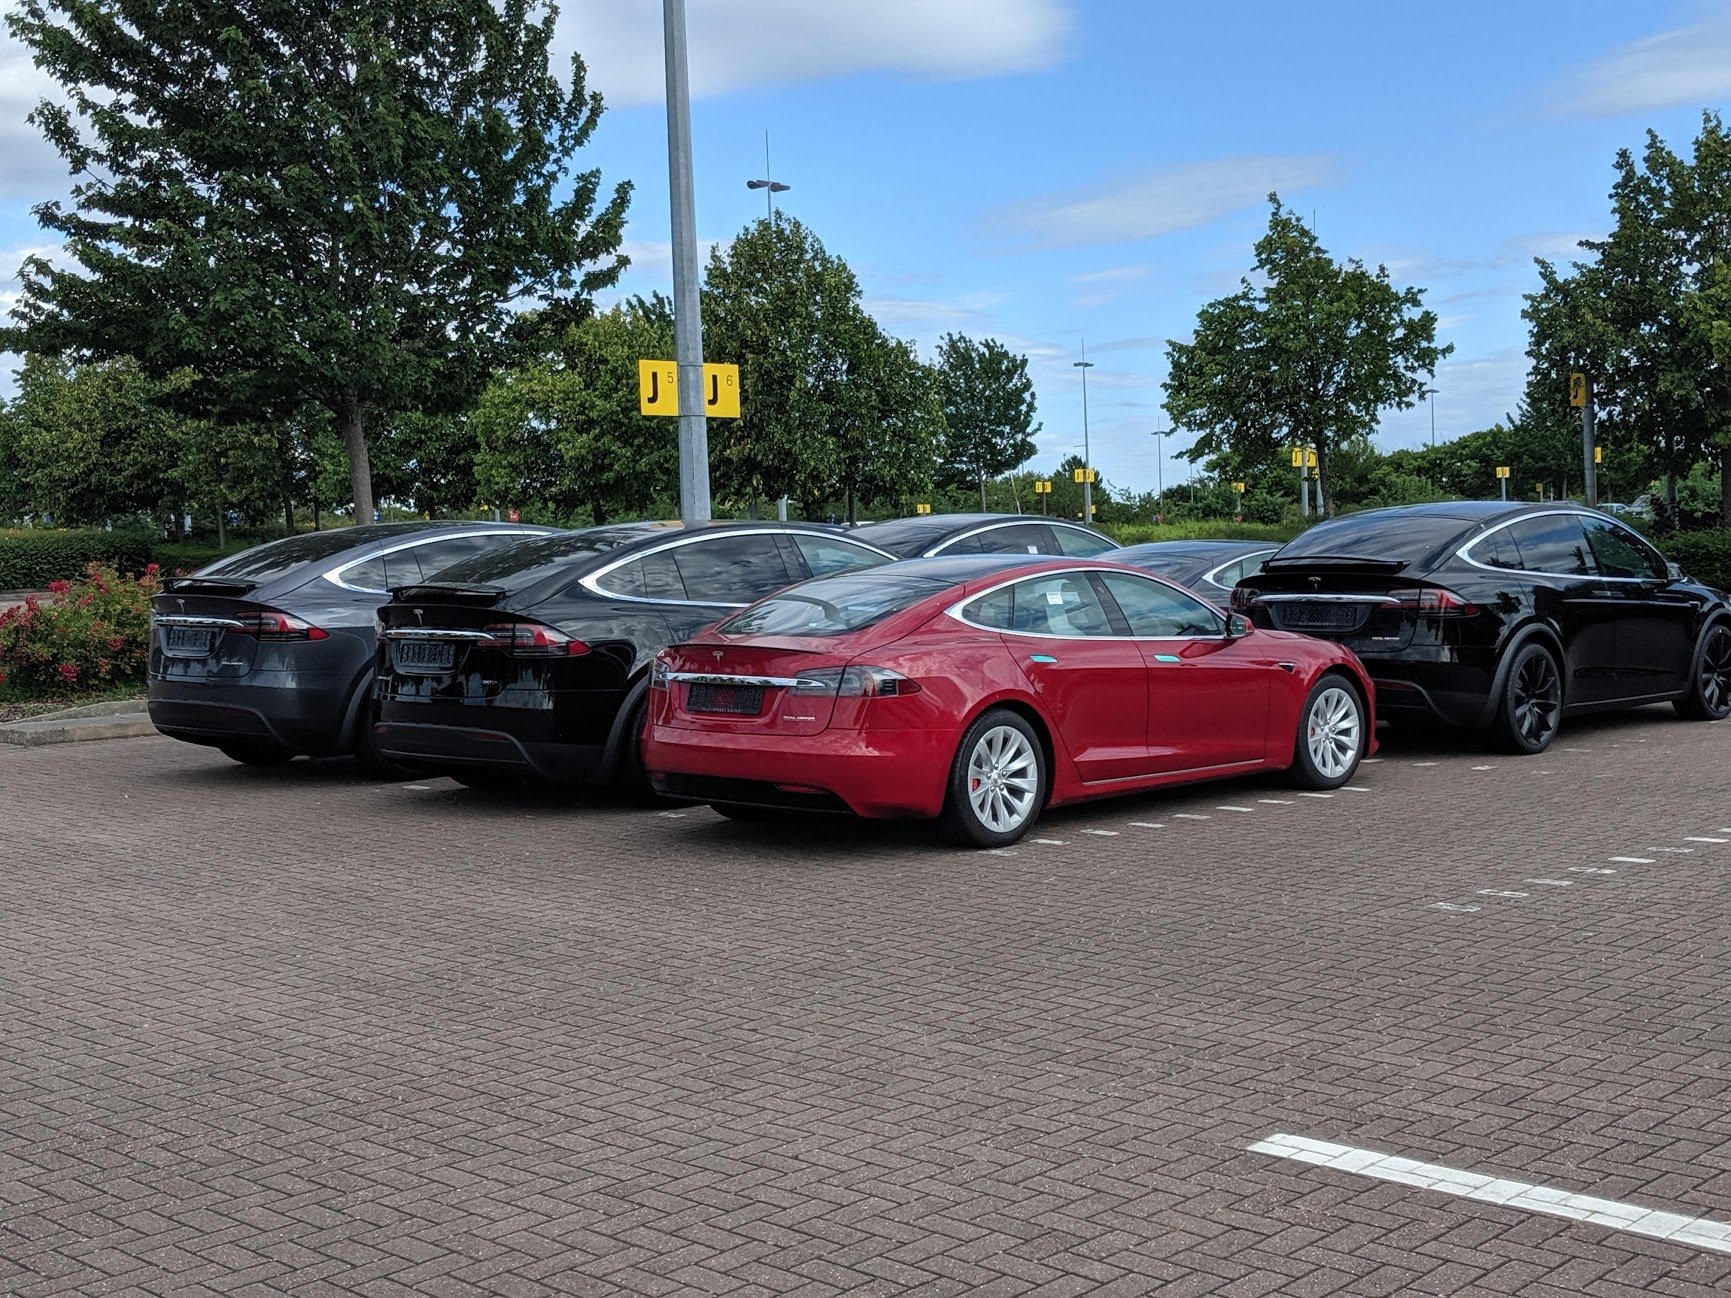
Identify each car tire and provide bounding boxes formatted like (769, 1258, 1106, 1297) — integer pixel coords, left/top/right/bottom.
(1489, 642, 1563, 754)
(939, 708, 1046, 848)
(353, 706, 422, 781)
(217, 741, 293, 766)
(1288, 673, 1367, 789)
(612, 693, 664, 804)
(448, 768, 520, 790)
(710, 804, 784, 822)
(1674, 621, 1731, 721)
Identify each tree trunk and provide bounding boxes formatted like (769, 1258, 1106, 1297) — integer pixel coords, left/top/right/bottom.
(979, 477, 988, 511)
(283, 497, 296, 536)
(338, 395, 374, 526)
(1314, 443, 1329, 518)
(846, 483, 857, 526)
(1721, 448, 1730, 526)
(1666, 471, 1678, 511)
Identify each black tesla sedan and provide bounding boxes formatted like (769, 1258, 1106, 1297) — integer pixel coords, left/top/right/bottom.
(853, 513, 1116, 559)
(1231, 502, 1731, 752)
(148, 521, 559, 771)
(371, 521, 895, 790)
(1105, 540, 1278, 596)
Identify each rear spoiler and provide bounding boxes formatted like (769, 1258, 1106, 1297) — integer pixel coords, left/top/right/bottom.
(1261, 556, 1408, 572)
(388, 582, 510, 605)
(160, 576, 257, 596)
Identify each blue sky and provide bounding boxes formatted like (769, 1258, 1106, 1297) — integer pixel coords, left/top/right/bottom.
(5, 0, 1731, 494)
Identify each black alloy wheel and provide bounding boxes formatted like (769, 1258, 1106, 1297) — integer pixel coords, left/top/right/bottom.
(1491, 643, 1562, 754)
(1676, 622, 1731, 721)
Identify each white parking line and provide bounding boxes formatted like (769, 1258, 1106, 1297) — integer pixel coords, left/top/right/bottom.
(1030, 837, 1067, 846)
(1477, 889, 1528, 898)
(1080, 828, 1119, 837)
(1258, 798, 1293, 805)
(1524, 878, 1574, 887)
(1569, 866, 1617, 875)
(1412, 761, 1439, 767)
(1249, 1134, 1731, 1256)
(1609, 856, 1655, 864)
(1684, 836, 1727, 844)
(659, 811, 689, 818)
(1471, 765, 1496, 771)
(1129, 821, 1165, 829)
(402, 784, 434, 791)
(1173, 813, 1210, 820)
(1360, 757, 1383, 764)
(1341, 785, 1372, 793)
(1648, 846, 1693, 854)
(1298, 792, 1334, 799)
(1217, 805, 1255, 813)
(1430, 902, 1481, 912)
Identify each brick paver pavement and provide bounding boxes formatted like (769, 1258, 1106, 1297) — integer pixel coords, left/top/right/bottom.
(1, 707, 1726, 1296)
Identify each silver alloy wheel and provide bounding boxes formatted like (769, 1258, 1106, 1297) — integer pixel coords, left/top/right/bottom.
(1306, 685, 1361, 780)
(966, 724, 1039, 834)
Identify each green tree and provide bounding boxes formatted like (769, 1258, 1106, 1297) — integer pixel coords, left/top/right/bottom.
(1164, 195, 1450, 515)
(934, 334, 1040, 509)
(473, 299, 676, 526)
(5, 0, 631, 526)
(830, 332, 946, 524)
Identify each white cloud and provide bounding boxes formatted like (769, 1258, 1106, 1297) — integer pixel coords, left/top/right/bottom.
(1067, 265, 1148, 286)
(559, 0, 1073, 109)
(1548, 12, 1731, 117)
(996, 154, 1338, 249)
(0, 36, 73, 198)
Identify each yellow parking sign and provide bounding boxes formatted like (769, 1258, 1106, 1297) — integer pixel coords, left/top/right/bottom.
(638, 360, 742, 418)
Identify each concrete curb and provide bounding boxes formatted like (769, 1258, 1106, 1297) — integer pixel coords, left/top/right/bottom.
(0, 702, 155, 746)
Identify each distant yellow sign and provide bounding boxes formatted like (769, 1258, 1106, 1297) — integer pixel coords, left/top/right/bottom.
(1569, 372, 1587, 408)
(1231, 480, 1246, 493)
(637, 360, 742, 418)
(1593, 445, 1602, 464)
(1033, 480, 1051, 494)
(1495, 465, 1511, 479)
(1291, 447, 1317, 468)
(1071, 467, 1097, 483)
(915, 502, 932, 515)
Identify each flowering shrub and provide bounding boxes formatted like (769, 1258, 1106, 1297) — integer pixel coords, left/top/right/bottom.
(0, 563, 160, 693)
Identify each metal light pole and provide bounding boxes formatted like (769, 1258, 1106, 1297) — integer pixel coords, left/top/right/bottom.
(662, 0, 709, 521)
(1429, 388, 1436, 449)
(1074, 347, 1094, 524)
(745, 131, 789, 221)
(1150, 428, 1166, 522)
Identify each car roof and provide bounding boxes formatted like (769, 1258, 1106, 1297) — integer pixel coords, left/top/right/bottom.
(1108, 540, 1277, 559)
(854, 513, 1092, 556)
(192, 520, 560, 586)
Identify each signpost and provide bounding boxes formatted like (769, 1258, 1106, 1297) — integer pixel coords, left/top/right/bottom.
(1495, 464, 1510, 502)
(1570, 372, 1596, 506)
(1292, 447, 1317, 516)
(1034, 479, 1051, 515)
(1231, 480, 1246, 523)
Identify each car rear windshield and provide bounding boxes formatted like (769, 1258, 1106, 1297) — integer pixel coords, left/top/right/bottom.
(425, 526, 668, 593)
(197, 524, 444, 583)
(850, 518, 952, 557)
(1269, 513, 1474, 566)
(720, 571, 954, 637)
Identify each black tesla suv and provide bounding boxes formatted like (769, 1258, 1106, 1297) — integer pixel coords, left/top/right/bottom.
(148, 521, 559, 771)
(371, 521, 894, 790)
(1231, 502, 1731, 752)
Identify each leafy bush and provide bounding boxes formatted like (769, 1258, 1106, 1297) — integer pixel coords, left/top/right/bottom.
(1102, 519, 1310, 546)
(0, 563, 159, 693)
(0, 528, 154, 589)
(1663, 529, 1731, 592)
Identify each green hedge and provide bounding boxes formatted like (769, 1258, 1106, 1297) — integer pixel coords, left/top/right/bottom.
(1101, 519, 1310, 546)
(0, 530, 156, 590)
(1663, 529, 1731, 592)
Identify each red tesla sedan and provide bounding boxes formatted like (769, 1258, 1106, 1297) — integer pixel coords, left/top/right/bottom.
(644, 555, 1377, 847)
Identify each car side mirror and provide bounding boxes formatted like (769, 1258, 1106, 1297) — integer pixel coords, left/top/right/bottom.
(1665, 561, 1685, 582)
(1225, 613, 1251, 639)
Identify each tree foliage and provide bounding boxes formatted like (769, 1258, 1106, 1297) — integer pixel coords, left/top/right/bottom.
(5, 0, 632, 524)
(934, 334, 1040, 509)
(1164, 195, 1450, 514)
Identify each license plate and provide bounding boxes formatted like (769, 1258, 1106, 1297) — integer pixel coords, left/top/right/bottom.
(1277, 603, 1364, 631)
(162, 626, 217, 658)
(687, 682, 764, 715)
(394, 640, 455, 673)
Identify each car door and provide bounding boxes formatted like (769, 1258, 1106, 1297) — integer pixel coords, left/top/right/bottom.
(1503, 513, 1620, 705)
(960, 573, 1148, 782)
(1579, 515, 1696, 696)
(1094, 571, 1273, 771)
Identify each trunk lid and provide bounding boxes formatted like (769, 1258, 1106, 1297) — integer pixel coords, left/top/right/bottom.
(150, 590, 271, 677)
(376, 590, 520, 699)
(660, 639, 853, 736)
(1236, 563, 1455, 651)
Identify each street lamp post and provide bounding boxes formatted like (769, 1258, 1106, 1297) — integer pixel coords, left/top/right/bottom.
(1150, 427, 1166, 522)
(1074, 346, 1095, 524)
(662, 0, 709, 522)
(745, 132, 789, 221)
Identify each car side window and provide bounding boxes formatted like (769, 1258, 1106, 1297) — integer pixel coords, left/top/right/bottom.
(1052, 525, 1114, 557)
(1505, 515, 1595, 576)
(962, 523, 1052, 556)
(1097, 572, 1224, 637)
(670, 535, 795, 604)
(335, 550, 421, 591)
(791, 533, 889, 577)
(963, 574, 1117, 637)
(594, 551, 689, 601)
(1582, 517, 1664, 580)
(410, 532, 529, 578)
(1471, 526, 1526, 571)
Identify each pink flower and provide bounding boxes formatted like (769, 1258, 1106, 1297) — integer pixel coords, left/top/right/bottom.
(106, 636, 125, 652)
(57, 662, 79, 684)
(47, 580, 70, 596)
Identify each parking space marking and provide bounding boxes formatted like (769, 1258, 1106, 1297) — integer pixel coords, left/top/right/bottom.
(1471, 765, 1496, 771)
(1257, 798, 1293, 805)
(1648, 846, 1694, 854)
(1609, 856, 1655, 864)
(1524, 878, 1575, 887)
(1569, 866, 1617, 875)
(1298, 792, 1334, 799)
(1684, 836, 1727, 844)
(1128, 821, 1165, 829)
(1430, 902, 1481, 912)
(1341, 785, 1371, 793)
(1173, 812, 1210, 820)
(1030, 837, 1067, 846)
(1217, 805, 1255, 813)
(1478, 889, 1529, 898)
(1080, 828, 1119, 837)
(1412, 761, 1439, 767)
(1249, 1134, 1731, 1257)
(658, 811, 689, 818)
(402, 784, 435, 791)
(1360, 757, 1383, 764)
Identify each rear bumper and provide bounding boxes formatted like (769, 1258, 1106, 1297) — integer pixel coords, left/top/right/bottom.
(644, 723, 954, 819)
(373, 695, 617, 783)
(1356, 651, 1499, 729)
(147, 671, 356, 754)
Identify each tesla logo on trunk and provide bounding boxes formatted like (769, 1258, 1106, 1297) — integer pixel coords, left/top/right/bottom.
(414, 609, 424, 624)
(1307, 577, 1322, 591)
(712, 649, 725, 662)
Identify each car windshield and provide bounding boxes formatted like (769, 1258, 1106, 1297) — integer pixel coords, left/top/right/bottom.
(720, 571, 954, 637)
(198, 524, 445, 582)
(1270, 513, 1472, 565)
(428, 525, 666, 592)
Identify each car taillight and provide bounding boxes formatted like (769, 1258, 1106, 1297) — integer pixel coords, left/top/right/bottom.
(1389, 586, 1479, 616)
(650, 657, 671, 690)
(232, 611, 328, 641)
(791, 667, 920, 697)
(480, 622, 590, 655)
(1230, 586, 1258, 612)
